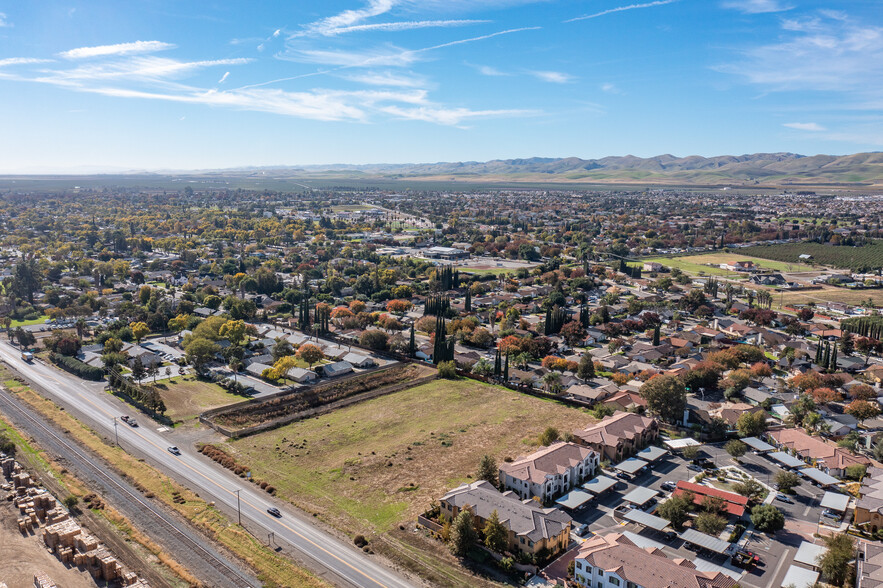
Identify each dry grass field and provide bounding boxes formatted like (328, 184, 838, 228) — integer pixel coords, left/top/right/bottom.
(224, 378, 595, 535)
(155, 376, 244, 422)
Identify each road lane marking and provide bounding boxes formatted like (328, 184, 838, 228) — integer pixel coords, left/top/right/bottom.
(1, 346, 397, 588)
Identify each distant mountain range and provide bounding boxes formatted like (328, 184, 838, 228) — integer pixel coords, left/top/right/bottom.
(199, 152, 883, 188)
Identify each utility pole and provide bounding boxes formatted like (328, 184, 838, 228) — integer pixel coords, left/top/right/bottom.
(234, 489, 241, 525)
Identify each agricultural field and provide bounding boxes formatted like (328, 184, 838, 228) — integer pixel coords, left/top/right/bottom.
(223, 379, 593, 535)
(155, 376, 245, 423)
(741, 241, 883, 273)
(775, 286, 883, 308)
(642, 252, 815, 276)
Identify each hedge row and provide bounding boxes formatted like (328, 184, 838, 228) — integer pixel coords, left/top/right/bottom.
(50, 352, 104, 381)
(198, 444, 276, 495)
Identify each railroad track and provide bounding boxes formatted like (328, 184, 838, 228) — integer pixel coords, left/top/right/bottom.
(0, 388, 256, 588)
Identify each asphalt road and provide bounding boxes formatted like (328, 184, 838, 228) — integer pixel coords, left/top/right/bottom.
(0, 387, 259, 588)
(0, 341, 417, 588)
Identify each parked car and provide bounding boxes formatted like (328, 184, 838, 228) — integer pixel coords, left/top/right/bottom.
(267, 507, 282, 518)
(775, 493, 793, 504)
(687, 464, 702, 472)
(616, 471, 631, 480)
(575, 523, 590, 537)
(661, 481, 677, 491)
(663, 531, 677, 542)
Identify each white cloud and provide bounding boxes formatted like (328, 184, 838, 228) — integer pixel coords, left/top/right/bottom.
(379, 104, 536, 126)
(566, 0, 676, 22)
(783, 122, 826, 131)
(601, 82, 620, 93)
(474, 64, 508, 76)
(720, 0, 793, 14)
(42, 56, 252, 83)
(293, 0, 398, 38)
(0, 57, 53, 67)
(60, 41, 175, 59)
(285, 45, 421, 68)
(218, 71, 230, 84)
(0, 12, 10, 27)
(342, 70, 427, 88)
(316, 19, 488, 36)
(531, 70, 573, 83)
(717, 13, 883, 93)
(273, 29, 282, 37)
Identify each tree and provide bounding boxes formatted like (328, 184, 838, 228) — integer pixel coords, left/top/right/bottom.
(560, 321, 585, 347)
(184, 337, 219, 373)
(130, 357, 146, 382)
(385, 299, 413, 314)
(750, 504, 785, 533)
(477, 455, 498, 487)
(639, 375, 686, 423)
(167, 314, 189, 333)
(695, 512, 727, 536)
(817, 533, 855, 587)
(471, 358, 494, 377)
(775, 471, 800, 494)
(849, 384, 877, 401)
(682, 445, 700, 461)
(657, 492, 693, 531)
(840, 331, 855, 356)
(539, 426, 560, 446)
(131, 321, 150, 343)
(483, 509, 508, 553)
(296, 343, 324, 370)
(734, 479, 765, 502)
(736, 411, 768, 438)
(438, 360, 457, 379)
(448, 509, 477, 557)
(219, 319, 248, 346)
(359, 329, 389, 351)
(845, 399, 881, 423)
(272, 338, 293, 362)
(845, 464, 867, 481)
(725, 439, 747, 458)
(874, 437, 883, 462)
(577, 352, 595, 380)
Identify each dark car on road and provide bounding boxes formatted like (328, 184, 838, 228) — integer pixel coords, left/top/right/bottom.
(267, 507, 282, 518)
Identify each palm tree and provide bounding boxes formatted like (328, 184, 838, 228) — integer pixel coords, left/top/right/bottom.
(542, 372, 562, 394)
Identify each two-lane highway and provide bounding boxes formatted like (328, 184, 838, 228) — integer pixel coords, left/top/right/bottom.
(0, 342, 417, 588)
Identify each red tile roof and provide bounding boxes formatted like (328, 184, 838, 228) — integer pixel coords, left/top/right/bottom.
(674, 481, 748, 517)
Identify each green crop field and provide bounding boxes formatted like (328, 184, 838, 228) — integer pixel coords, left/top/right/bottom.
(740, 241, 883, 273)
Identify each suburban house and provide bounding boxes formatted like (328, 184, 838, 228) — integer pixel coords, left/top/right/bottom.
(855, 466, 883, 536)
(573, 532, 737, 588)
(767, 428, 870, 477)
(857, 538, 883, 587)
(285, 367, 318, 384)
(318, 361, 354, 378)
(439, 481, 572, 557)
(573, 412, 659, 462)
(720, 260, 756, 272)
(498, 442, 599, 502)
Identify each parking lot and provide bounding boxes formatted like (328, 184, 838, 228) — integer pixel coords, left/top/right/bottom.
(561, 447, 834, 588)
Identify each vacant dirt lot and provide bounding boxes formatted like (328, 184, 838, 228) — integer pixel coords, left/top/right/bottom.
(0, 499, 99, 588)
(156, 376, 244, 422)
(224, 378, 595, 535)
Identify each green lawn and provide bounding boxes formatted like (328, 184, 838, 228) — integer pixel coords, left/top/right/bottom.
(224, 378, 593, 534)
(642, 257, 739, 277)
(9, 314, 49, 327)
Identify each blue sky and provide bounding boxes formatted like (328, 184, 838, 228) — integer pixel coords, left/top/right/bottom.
(0, 0, 881, 171)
